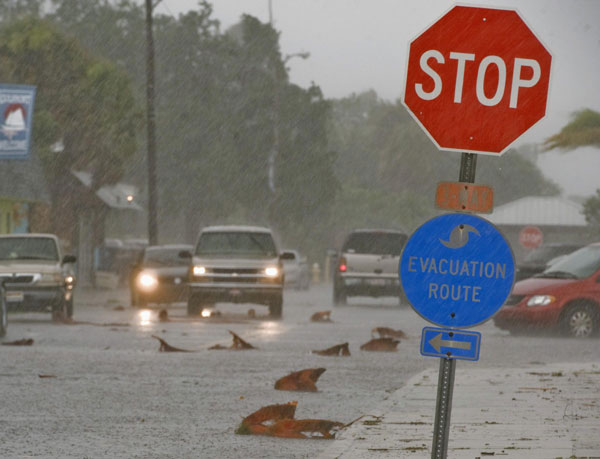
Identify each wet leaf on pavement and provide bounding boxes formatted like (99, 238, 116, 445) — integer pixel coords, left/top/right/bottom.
(312, 342, 350, 356)
(151, 335, 195, 352)
(310, 311, 332, 322)
(274, 368, 326, 392)
(2, 338, 34, 346)
(360, 337, 399, 352)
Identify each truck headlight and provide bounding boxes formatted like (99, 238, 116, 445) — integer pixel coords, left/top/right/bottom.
(65, 275, 75, 290)
(193, 266, 207, 276)
(527, 295, 555, 307)
(265, 266, 279, 278)
(137, 272, 158, 291)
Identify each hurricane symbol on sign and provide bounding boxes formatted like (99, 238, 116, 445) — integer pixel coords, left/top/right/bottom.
(440, 224, 479, 249)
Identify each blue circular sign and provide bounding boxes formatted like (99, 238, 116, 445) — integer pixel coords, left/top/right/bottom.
(400, 213, 515, 328)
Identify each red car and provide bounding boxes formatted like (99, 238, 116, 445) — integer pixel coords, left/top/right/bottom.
(494, 242, 600, 338)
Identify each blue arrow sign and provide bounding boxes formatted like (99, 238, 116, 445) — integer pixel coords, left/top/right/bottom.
(421, 327, 481, 361)
(400, 213, 515, 328)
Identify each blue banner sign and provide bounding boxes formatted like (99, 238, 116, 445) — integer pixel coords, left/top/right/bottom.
(0, 84, 36, 159)
(420, 326, 481, 361)
(400, 213, 514, 328)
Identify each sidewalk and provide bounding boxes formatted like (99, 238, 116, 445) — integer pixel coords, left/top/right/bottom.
(319, 362, 600, 459)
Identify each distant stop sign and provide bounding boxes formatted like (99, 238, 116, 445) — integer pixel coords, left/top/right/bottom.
(403, 6, 552, 154)
(519, 226, 543, 249)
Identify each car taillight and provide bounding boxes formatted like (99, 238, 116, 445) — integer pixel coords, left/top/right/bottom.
(339, 257, 347, 272)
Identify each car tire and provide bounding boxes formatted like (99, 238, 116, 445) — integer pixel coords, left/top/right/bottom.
(130, 290, 138, 308)
(0, 296, 7, 338)
(51, 298, 69, 322)
(269, 294, 283, 319)
(65, 297, 74, 318)
(187, 294, 203, 316)
(561, 303, 598, 338)
(333, 284, 347, 306)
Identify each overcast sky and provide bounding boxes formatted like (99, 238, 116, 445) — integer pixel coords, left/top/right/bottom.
(158, 0, 600, 197)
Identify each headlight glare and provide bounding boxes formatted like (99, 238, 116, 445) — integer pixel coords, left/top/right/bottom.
(193, 266, 206, 276)
(265, 266, 279, 277)
(138, 272, 158, 290)
(526, 295, 555, 307)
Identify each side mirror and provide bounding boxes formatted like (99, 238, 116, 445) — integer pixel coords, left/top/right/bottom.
(280, 252, 296, 261)
(179, 250, 192, 259)
(62, 255, 77, 264)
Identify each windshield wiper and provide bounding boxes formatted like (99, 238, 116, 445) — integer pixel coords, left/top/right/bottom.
(534, 270, 579, 279)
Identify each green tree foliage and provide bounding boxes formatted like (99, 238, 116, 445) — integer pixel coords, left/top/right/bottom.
(328, 92, 560, 239)
(582, 189, 600, 225)
(0, 17, 139, 187)
(544, 109, 600, 151)
(43, 2, 339, 249)
(543, 108, 600, 224)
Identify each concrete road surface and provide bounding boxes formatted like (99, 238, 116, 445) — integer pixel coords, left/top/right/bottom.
(1, 284, 598, 458)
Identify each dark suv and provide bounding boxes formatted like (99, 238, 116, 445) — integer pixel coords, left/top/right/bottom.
(333, 229, 407, 305)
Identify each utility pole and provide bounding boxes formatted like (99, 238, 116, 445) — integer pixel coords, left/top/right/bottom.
(145, 0, 158, 245)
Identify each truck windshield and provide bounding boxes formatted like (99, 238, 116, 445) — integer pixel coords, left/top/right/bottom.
(196, 232, 277, 257)
(342, 232, 406, 255)
(0, 237, 59, 261)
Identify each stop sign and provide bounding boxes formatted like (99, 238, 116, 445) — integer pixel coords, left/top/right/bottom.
(519, 226, 544, 249)
(403, 6, 552, 155)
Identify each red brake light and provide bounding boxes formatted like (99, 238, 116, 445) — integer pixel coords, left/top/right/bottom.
(339, 257, 347, 272)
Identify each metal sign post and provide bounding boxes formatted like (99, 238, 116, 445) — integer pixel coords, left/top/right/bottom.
(430, 154, 476, 459)
(400, 5, 550, 458)
(432, 358, 456, 459)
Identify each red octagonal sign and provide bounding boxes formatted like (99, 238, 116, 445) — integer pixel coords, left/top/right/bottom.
(403, 6, 552, 155)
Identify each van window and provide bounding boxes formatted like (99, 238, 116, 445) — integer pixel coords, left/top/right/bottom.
(342, 232, 406, 255)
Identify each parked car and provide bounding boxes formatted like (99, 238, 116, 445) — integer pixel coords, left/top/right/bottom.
(281, 249, 309, 290)
(184, 225, 284, 317)
(516, 242, 585, 281)
(0, 233, 76, 320)
(129, 244, 193, 307)
(494, 242, 600, 338)
(333, 229, 407, 305)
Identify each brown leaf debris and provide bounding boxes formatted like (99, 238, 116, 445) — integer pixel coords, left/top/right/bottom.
(360, 337, 399, 352)
(310, 311, 332, 322)
(208, 330, 257, 350)
(151, 335, 194, 352)
(236, 401, 345, 439)
(371, 327, 406, 339)
(2, 338, 34, 346)
(312, 342, 350, 357)
(275, 368, 326, 392)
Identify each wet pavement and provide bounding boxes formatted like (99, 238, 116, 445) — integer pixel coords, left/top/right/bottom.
(1, 284, 599, 458)
(319, 362, 600, 458)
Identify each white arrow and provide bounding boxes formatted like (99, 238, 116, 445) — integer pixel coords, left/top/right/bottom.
(429, 333, 472, 353)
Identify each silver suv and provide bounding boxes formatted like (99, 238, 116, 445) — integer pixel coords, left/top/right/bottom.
(0, 234, 76, 321)
(333, 229, 407, 305)
(185, 226, 284, 317)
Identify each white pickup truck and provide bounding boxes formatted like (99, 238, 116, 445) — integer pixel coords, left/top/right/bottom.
(0, 234, 76, 330)
(184, 226, 284, 318)
(333, 229, 407, 305)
